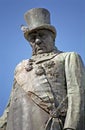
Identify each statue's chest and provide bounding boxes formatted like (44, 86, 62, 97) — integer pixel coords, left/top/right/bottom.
(15, 56, 67, 103)
(25, 58, 64, 77)
(43, 59, 64, 81)
(28, 58, 65, 88)
(15, 57, 65, 93)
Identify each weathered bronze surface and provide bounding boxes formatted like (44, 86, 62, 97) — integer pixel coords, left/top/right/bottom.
(0, 8, 85, 130)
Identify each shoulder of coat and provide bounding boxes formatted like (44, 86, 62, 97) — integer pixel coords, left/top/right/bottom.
(53, 52, 80, 62)
(59, 51, 79, 58)
(14, 59, 29, 75)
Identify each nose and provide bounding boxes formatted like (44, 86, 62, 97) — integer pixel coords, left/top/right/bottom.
(35, 38, 41, 45)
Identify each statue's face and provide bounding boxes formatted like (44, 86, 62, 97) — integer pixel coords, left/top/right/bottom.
(28, 29, 55, 55)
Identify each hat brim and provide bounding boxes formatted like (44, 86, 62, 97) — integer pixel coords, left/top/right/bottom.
(24, 24, 56, 40)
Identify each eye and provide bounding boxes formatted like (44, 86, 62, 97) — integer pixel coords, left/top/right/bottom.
(39, 33, 46, 39)
(28, 35, 36, 43)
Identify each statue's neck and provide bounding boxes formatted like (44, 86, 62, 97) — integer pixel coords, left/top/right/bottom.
(31, 47, 62, 63)
(32, 46, 59, 56)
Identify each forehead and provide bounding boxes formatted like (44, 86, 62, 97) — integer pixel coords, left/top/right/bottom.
(28, 29, 52, 36)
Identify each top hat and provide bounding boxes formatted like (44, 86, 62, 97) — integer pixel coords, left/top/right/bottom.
(24, 8, 56, 39)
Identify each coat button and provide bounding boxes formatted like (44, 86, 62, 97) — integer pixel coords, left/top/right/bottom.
(25, 65, 33, 72)
(35, 66, 45, 76)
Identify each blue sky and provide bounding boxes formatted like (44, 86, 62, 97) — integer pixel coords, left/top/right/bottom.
(0, 0, 85, 116)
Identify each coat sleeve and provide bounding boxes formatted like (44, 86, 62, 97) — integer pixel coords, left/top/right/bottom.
(64, 52, 85, 130)
(0, 79, 16, 130)
(0, 60, 26, 130)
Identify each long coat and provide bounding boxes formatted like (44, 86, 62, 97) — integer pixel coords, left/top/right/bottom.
(0, 51, 85, 130)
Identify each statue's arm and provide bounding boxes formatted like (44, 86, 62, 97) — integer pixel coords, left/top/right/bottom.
(0, 60, 27, 130)
(0, 80, 16, 130)
(0, 104, 9, 130)
(64, 52, 85, 130)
